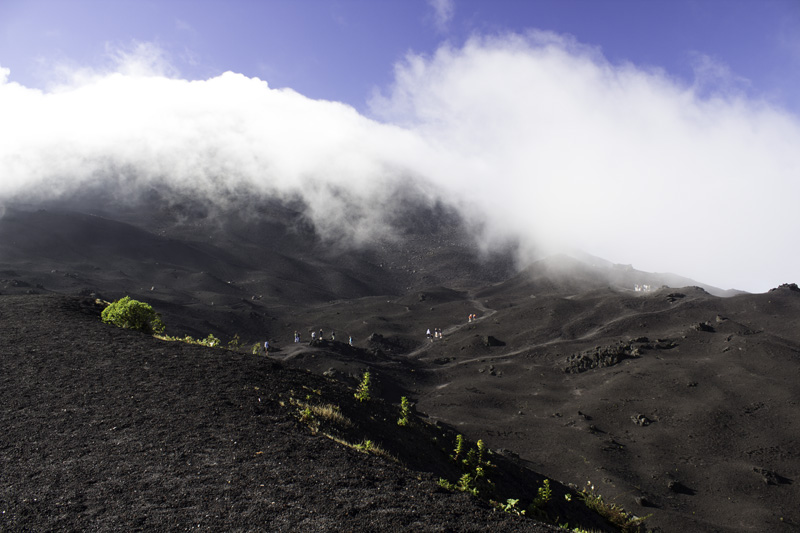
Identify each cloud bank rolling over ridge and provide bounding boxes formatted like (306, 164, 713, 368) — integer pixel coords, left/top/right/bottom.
(1, 33, 798, 292)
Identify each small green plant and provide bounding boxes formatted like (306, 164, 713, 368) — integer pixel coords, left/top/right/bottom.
(291, 397, 353, 436)
(557, 525, 591, 533)
(397, 396, 412, 426)
(476, 439, 489, 465)
(101, 296, 165, 334)
(499, 498, 526, 516)
(354, 371, 371, 402)
(442, 436, 494, 498)
(528, 478, 553, 518)
(227, 333, 241, 349)
(535, 478, 552, 506)
(578, 481, 649, 532)
(460, 438, 492, 471)
(353, 439, 374, 451)
(438, 478, 456, 491)
(199, 333, 220, 347)
(252, 343, 260, 355)
(458, 473, 479, 496)
(324, 435, 396, 462)
(451, 434, 466, 462)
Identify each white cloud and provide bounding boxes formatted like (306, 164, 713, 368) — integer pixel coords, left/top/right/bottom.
(427, 0, 455, 32)
(0, 49, 428, 246)
(371, 33, 800, 291)
(689, 52, 751, 97)
(2, 35, 799, 292)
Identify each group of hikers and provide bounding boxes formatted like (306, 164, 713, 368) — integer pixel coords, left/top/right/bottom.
(426, 312, 480, 342)
(265, 312, 480, 353)
(307, 329, 353, 345)
(426, 328, 443, 341)
(263, 329, 352, 354)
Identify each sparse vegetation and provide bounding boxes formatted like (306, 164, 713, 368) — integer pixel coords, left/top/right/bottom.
(227, 333, 241, 349)
(324, 435, 396, 462)
(441, 435, 494, 496)
(354, 371, 371, 402)
(300, 406, 314, 425)
(451, 434, 466, 462)
(529, 478, 552, 512)
(100, 298, 647, 532)
(526, 478, 553, 518)
(155, 332, 221, 347)
(101, 296, 165, 334)
(578, 481, 649, 532)
(498, 498, 525, 516)
(397, 396, 412, 426)
(291, 397, 353, 435)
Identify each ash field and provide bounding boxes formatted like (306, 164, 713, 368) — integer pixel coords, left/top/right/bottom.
(1, 195, 798, 532)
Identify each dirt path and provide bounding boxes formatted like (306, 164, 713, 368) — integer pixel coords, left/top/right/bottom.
(406, 291, 499, 359)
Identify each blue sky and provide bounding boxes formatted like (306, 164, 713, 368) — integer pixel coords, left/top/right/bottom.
(3, 0, 799, 112)
(1, 0, 799, 292)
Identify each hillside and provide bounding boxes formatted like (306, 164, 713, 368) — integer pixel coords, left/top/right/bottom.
(1, 294, 567, 532)
(1, 200, 799, 531)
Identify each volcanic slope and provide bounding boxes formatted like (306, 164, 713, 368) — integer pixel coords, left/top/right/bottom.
(0, 196, 514, 343)
(1, 293, 635, 532)
(2, 201, 799, 532)
(287, 257, 800, 532)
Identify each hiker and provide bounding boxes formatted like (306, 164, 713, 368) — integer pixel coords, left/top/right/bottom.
(427, 328, 432, 340)
(331, 331, 335, 341)
(294, 331, 300, 343)
(311, 331, 316, 342)
(264, 340, 269, 353)
(468, 314, 472, 322)
(319, 329, 323, 341)
(349, 336, 353, 346)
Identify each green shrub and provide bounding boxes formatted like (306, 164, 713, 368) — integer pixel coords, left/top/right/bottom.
(227, 333, 241, 350)
(451, 434, 466, 462)
(397, 396, 412, 426)
(101, 296, 165, 334)
(578, 481, 649, 532)
(499, 498, 525, 516)
(199, 333, 220, 347)
(354, 371, 371, 402)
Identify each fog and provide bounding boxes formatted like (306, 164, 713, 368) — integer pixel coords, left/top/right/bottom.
(1, 33, 798, 292)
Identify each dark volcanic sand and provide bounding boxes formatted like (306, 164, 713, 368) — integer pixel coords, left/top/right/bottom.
(0, 295, 560, 532)
(1, 203, 799, 532)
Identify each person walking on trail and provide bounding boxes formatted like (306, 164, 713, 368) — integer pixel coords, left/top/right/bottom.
(427, 328, 432, 341)
(311, 331, 316, 343)
(264, 340, 269, 353)
(319, 329, 323, 341)
(294, 331, 300, 343)
(349, 336, 353, 346)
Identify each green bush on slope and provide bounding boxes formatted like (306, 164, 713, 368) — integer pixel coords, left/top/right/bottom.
(101, 296, 165, 334)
